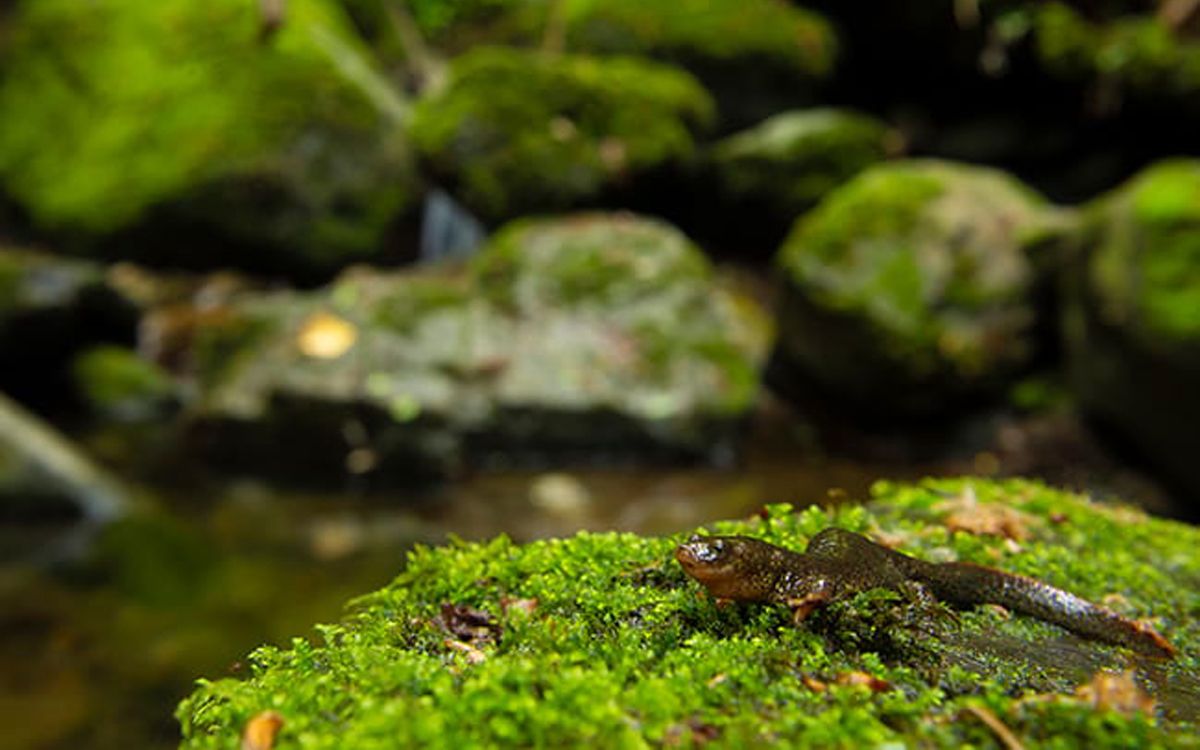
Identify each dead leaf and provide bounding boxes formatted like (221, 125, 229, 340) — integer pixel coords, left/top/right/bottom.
(438, 603, 501, 646)
(1076, 670, 1156, 715)
(241, 710, 284, 750)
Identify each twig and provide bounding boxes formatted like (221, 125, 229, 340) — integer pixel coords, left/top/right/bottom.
(386, 1, 446, 92)
(963, 705, 1025, 750)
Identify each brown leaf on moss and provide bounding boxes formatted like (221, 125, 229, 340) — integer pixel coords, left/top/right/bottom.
(1075, 669, 1156, 716)
(937, 487, 1036, 541)
(438, 603, 501, 646)
(835, 671, 891, 692)
(443, 638, 487, 665)
(241, 710, 284, 750)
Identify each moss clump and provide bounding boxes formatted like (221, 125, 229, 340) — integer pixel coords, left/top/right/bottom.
(177, 477, 1200, 747)
(1081, 159, 1200, 345)
(513, 0, 835, 77)
(0, 0, 415, 271)
(711, 108, 894, 217)
(775, 159, 1064, 415)
(1017, 3, 1200, 97)
(71, 345, 178, 421)
(409, 47, 713, 221)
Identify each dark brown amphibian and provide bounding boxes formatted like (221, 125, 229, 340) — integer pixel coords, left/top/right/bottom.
(675, 529, 1175, 658)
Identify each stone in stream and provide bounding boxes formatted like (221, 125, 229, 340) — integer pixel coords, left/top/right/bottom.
(186, 212, 771, 483)
(773, 159, 1071, 418)
(1064, 159, 1200, 500)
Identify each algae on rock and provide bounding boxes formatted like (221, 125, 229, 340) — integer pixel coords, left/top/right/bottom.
(409, 47, 714, 222)
(774, 159, 1067, 417)
(0, 0, 417, 275)
(1065, 158, 1200, 500)
(177, 477, 1200, 747)
(188, 213, 769, 480)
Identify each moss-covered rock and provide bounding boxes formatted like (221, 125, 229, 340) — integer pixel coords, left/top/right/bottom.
(1064, 159, 1200, 498)
(189, 213, 769, 481)
(711, 108, 895, 221)
(177, 477, 1200, 747)
(0, 0, 417, 276)
(408, 47, 713, 222)
(774, 159, 1067, 417)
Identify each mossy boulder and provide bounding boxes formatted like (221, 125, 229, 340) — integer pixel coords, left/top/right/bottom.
(0, 248, 137, 408)
(429, 0, 836, 129)
(706, 108, 896, 256)
(774, 160, 1067, 417)
(0, 0, 417, 277)
(408, 47, 714, 222)
(189, 213, 769, 481)
(177, 477, 1200, 747)
(1064, 159, 1200, 498)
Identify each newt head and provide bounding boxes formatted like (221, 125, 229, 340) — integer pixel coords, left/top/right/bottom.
(675, 534, 786, 602)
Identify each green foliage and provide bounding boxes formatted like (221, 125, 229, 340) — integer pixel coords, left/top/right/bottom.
(1083, 159, 1200, 343)
(178, 478, 1200, 747)
(409, 46, 713, 220)
(1022, 3, 1200, 94)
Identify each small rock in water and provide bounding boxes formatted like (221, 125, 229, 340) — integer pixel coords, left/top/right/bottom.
(528, 473, 591, 518)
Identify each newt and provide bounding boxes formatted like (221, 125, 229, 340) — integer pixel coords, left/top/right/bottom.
(675, 528, 1174, 658)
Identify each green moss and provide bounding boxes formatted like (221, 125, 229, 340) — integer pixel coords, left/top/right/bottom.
(523, 0, 835, 76)
(409, 47, 713, 220)
(775, 160, 1057, 407)
(71, 345, 177, 420)
(712, 108, 893, 214)
(1023, 3, 1200, 94)
(0, 0, 414, 267)
(177, 478, 1200, 747)
(1084, 159, 1200, 343)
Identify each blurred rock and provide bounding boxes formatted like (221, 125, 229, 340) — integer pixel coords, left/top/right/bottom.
(774, 159, 1069, 418)
(705, 108, 896, 258)
(0, 248, 137, 408)
(187, 212, 771, 483)
(405, 0, 836, 131)
(528, 473, 591, 518)
(0, 0, 418, 279)
(409, 47, 713, 223)
(1064, 158, 1200, 499)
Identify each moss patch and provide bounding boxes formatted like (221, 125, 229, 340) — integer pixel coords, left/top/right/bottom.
(409, 47, 713, 221)
(775, 159, 1064, 413)
(177, 477, 1200, 747)
(1083, 159, 1200, 345)
(0, 0, 415, 270)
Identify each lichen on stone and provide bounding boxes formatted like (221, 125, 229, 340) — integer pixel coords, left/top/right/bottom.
(176, 477, 1200, 748)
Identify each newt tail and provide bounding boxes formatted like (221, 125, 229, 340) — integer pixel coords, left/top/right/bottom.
(675, 529, 1174, 658)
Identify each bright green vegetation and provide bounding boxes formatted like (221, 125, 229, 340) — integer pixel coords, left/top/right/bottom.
(711, 108, 893, 216)
(0, 0, 415, 268)
(509, 0, 836, 76)
(1005, 2, 1200, 96)
(177, 477, 1200, 747)
(409, 47, 713, 220)
(775, 160, 1065, 412)
(1082, 159, 1200, 344)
